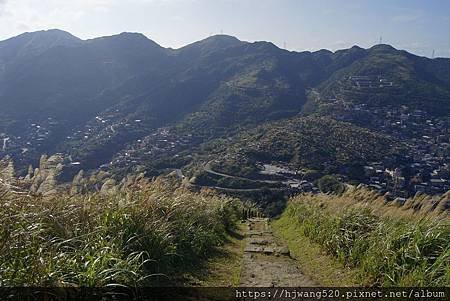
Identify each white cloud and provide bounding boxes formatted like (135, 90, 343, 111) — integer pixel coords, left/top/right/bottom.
(0, 0, 7, 16)
(0, 0, 200, 41)
(0, 0, 117, 39)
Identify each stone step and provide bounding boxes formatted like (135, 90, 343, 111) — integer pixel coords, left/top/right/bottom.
(248, 237, 272, 245)
(244, 245, 291, 255)
(246, 230, 272, 236)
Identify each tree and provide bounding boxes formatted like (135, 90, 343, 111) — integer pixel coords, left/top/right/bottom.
(317, 175, 345, 194)
(303, 169, 323, 181)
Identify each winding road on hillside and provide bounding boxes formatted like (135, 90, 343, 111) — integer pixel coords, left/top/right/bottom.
(239, 218, 317, 287)
(204, 161, 282, 185)
(175, 165, 288, 193)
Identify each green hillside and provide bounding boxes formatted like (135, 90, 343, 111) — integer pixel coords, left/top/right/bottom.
(307, 45, 450, 116)
(205, 116, 403, 177)
(1, 30, 449, 177)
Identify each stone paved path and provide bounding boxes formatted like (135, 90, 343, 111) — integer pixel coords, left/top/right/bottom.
(239, 218, 317, 287)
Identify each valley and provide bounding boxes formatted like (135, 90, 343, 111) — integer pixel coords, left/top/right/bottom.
(1, 30, 448, 203)
(0, 0, 449, 295)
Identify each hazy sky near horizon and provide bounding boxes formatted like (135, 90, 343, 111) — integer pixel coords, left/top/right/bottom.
(0, 0, 449, 57)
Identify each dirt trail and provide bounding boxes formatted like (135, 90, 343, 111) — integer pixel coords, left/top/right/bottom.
(239, 218, 317, 287)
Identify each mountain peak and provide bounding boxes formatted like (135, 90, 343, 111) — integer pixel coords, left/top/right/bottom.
(315, 49, 333, 55)
(202, 34, 241, 43)
(89, 32, 151, 42)
(1, 29, 81, 44)
(370, 44, 397, 52)
(0, 29, 82, 60)
(181, 34, 242, 52)
(350, 45, 364, 51)
(35, 29, 79, 38)
(86, 32, 163, 50)
(116, 32, 149, 39)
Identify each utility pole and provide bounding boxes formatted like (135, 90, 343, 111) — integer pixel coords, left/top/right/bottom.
(432, 49, 435, 58)
(379, 36, 383, 44)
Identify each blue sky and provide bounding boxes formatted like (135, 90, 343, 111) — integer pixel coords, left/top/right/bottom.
(0, 0, 449, 57)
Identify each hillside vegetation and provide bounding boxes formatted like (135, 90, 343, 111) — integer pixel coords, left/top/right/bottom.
(208, 116, 402, 176)
(2, 31, 449, 174)
(310, 45, 450, 116)
(275, 187, 450, 286)
(0, 177, 242, 286)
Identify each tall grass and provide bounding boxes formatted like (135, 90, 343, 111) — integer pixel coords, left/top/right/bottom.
(0, 177, 242, 287)
(340, 185, 449, 219)
(281, 189, 450, 286)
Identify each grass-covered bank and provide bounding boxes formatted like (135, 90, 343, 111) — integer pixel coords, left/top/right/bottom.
(273, 217, 360, 286)
(0, 178, 242, 287)
(274, 188, 450, 287)
(183, 223, 246, 287)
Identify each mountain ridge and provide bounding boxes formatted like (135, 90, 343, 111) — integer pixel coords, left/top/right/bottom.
(5, 30, 444, 58)
(0, 29, 449, 179)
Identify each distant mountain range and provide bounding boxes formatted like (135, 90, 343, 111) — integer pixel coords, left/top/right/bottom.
(0, 30, 449, 176)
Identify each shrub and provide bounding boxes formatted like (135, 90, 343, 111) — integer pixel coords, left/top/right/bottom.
(317, 175, 345, 194)
(303, 170, 323, 181)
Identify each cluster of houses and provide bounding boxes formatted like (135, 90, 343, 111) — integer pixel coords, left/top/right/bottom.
(254, 153, 448, 198)
(363, 161, 449, 199)
(0, 117, 59, 151)
(327, 98, 449, 197)
(110, 127, 195, 171)
(0, 117, 61, 167)
(258, 163, 319, 193)
(349, 75, 394, 89)
(68, 109, 137, 142)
